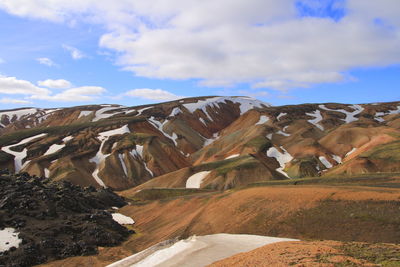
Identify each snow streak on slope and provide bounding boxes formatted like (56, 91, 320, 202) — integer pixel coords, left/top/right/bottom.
(375, 106, 400, 122)
(89, 125, 130, 187)
(319, 156, 333, 169)
(345, 148, 357, 158)
(0, 228, 22, 253)
(118, 154, 128, 176)
(276, 130, 290, 137)
(78, 110, 92, 118)
(108, 234, 298, 267)
(255, 115, 269, 125)
(44, 143, 65, 156)
(0, 108, 38, 121)
(148, 117, 178, 146)
(225, 154, 240, 159)
(306, 110, 324, 130)
(332, 155, 342, 164)
(186, 171, 211, 188)
(1, 133, 48, 172)
(92, 106, 125, 122)
(129, 145, 154, 177)
(183, 96, 269, 120)
(319, 104, 364, 123)
(267, 146, 293, 178)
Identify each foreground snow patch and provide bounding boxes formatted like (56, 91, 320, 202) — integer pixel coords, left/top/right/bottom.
(186, 171, 211, 188)
(108, 234, 298, 267)
(0, 228, 22, 252)
(112, 213, 135, 225)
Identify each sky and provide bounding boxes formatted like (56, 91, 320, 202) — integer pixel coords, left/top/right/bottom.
(0, 0, 399, 109)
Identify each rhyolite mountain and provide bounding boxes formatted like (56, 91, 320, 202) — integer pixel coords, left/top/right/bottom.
(0, 96, 399, 191)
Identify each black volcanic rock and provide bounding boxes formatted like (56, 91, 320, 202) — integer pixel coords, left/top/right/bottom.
(0, 170, 133, 267)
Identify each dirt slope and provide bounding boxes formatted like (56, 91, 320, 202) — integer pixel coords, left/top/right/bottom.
(38, 184, 400, 267)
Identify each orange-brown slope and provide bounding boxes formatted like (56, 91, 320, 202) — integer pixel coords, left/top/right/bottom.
(209, 240, 399, 267)
(39, 184, 400, 267)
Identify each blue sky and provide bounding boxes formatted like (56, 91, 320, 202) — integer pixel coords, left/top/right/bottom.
(0, 0, 399, 109)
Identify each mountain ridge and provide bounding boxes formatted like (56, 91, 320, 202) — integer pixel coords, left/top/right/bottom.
(0, 96, 399, 191)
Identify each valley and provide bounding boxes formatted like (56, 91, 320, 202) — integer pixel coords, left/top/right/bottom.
(1, 96, 400, 266)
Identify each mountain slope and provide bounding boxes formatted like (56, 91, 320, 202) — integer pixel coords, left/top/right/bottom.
(0, 97, 399, 190)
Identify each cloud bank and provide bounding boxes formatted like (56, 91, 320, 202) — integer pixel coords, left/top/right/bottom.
(0, 0, 399, 91)
(0, 76, 105, 103)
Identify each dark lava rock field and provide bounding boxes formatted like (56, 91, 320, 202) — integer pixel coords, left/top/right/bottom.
(0, 170, 133, 267)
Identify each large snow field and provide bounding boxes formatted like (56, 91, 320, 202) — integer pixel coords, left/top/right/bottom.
(108, 233, 298, 267)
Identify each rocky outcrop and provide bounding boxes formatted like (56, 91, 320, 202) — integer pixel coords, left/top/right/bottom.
(0, 170, 132, 267)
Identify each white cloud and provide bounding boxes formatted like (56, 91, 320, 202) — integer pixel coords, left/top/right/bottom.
(62, 44, 86, 60)
(0, 58, 5, 64)
(36, 57, 57, 67)
(124, 88, 183, 101)
(31, 86, 106, 102)
(1, 0, 400, 90)
(0, 98, 32, 104)
(0, 76, 50, 95)
(0, 75, 105, 103)
(38, 79, 72, 89)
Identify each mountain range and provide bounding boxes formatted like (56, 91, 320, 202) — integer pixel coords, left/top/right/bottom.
(0, 96, 399, 192)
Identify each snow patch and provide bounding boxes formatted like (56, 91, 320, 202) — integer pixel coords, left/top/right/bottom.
(319, 104, 364, 123)
(319, 156, 333, 169)
(112, 213, 135, 225)
(225, 154, 240, 159)
(118, 154, 128, 176)
(0, 108, 38, 122)
(374, 106, 400, 122)
(169, 107, 181, 117)
(1, 133, 47, 172)
(255, 115, 269, 125)
(267, 146, 293, 178)
(44, 143, 65, 156)
(136, 106, 153, 116)
(0, 228, 22, 253)
(148, 117, 178, 146)
(306, 110, 324, 130)
(276, 130, 290, 137)
(129, 147, 153, 177)
(62, 136, 73, 143)
(92, 106, 124, 122)
(89, 125, 130, 187)
(78, 110, 92, 118)
(186, 171, 211, 188)
(44, 168, 50, 178)
(345, 148, 357, 157)
(108, 234, 298, 267)
(277, 112, 287, 121)
(332, 155, 342, 164)
(183, 96, 268, 120)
